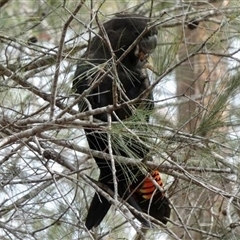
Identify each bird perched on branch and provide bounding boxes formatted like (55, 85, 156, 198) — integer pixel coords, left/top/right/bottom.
(73, 13, 171, 230)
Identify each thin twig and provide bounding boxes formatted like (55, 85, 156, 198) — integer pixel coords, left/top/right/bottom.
(50, 0, 86, 119)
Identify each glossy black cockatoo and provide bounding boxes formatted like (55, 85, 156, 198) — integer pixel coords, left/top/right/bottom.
(73, 13, 171, 230)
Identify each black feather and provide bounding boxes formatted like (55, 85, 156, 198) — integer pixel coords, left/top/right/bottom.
(73, 13, 170, 229)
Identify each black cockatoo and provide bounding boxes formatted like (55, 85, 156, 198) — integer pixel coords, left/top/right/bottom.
(73, 13, 171, 230)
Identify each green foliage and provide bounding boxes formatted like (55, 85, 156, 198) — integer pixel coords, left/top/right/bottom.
(1, 1, 240, 240)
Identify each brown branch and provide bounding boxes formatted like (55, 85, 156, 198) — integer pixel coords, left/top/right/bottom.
(50, 0, 86, 119)
(0, 0, 9, 8)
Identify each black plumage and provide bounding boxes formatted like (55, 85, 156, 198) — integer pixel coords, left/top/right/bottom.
(73, 13, 170, 230)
